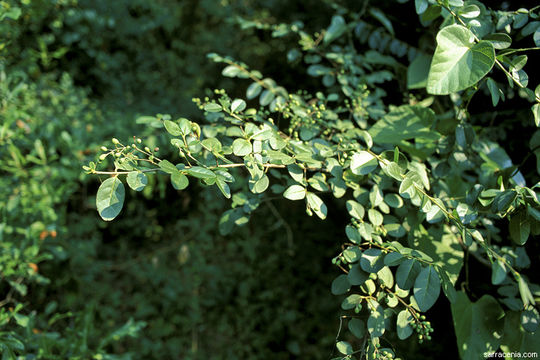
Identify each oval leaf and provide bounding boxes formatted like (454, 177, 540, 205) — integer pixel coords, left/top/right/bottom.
(283, 185, 306, 200)
(126, 171, 148, 192)
(413, 265, 441, 312)
(96, 177, 125, 221)
(396, 259, 421, 290)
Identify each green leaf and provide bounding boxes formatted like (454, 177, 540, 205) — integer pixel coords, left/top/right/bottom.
(407, 53, 431, 89)
(382, 161, 404, 181)
(204, 103, 223, 112)
(532, 104, 539, 127)
(427, 25, 495, 94)
(231, 99, 246, 113)
(336, 341, 353, 355)
(348, 264, 369, 285)
(459, 4, 480, 18)
(331, 274, 351, 295)
(348, 318, 365, 339)
(385, 223, 406, 238)
(369, 8, 394, 35)
(324, 15, 347, 44)
(232, 138, 252, 156)
(341, 294, 363, 310)
(436, 267, 457, 303)
(219, 208, 249, 235)
(369, 105, 437, 144)
(509, 211, 530, 245)
(360, 248, 384, 273)
(396, 259, 421, 290)
(399, 171, 423, 199)
(171, 172, 189, 190)
(216, 178, 231, 198)
(159, 159, 178, 174)
(163, 120, 182, 136)
(415, 0, 428, 14)
(377, 266, 394, 288)
(397, 310, 414, 340)
(126, 171, 148, 192)
(518, 276, 535, 308)
(521, 309, 539, 333)
(413, 266, 441, 312)
(491, 259, 507, 285)
(222, 65, 241, 77)
(178, 118, 192, 135)
(483, 33, 512, 49)
(486, 78, 502, 106)
(306, 192, 327, 220)
(283, 185, 306, 200)
(343, 247, 362, 263)
(246, 82, 262, 99)
(384, 252, 404, 266)
(249, 174, 269, 194)
(451, 292, 505, 360)
(367, 302, 385, 337)
(96, 177, 125, 221)
(411, 230, 463, 285)
(287, 164, 304, 183)
(384, 193, 403, 208)
(186, 166, 216, 180)
(350, 151, 378, 175)
(501, 311, 540, 353)
(259, 90, 275, 106)
(368, 209, 383, 226)
(346, 200, 365, 219)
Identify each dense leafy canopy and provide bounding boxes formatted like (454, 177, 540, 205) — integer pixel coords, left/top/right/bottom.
(1, 0, 540, 359)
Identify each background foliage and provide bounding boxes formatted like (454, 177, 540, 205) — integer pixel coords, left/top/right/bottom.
(1, 0, 539, 359)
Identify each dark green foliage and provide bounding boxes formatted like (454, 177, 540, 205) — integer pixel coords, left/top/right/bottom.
(2, 0, 540, 359)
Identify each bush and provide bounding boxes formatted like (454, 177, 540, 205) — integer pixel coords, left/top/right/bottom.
(2, 0, 540, 359)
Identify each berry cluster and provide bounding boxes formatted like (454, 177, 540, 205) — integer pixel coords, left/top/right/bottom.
(411, 315, 434, 343)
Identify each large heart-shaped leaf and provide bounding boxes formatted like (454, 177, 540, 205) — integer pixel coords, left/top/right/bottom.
(96, 177, 125, 221)
(451, 292, 505, 360)
(427, 25, 495, 95)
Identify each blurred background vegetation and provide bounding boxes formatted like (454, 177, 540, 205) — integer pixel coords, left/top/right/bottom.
(0, 1, 346, 358)
(0, 0, 537, 358)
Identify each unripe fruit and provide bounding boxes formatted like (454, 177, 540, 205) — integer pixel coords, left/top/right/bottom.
(112, 138, 119, 145)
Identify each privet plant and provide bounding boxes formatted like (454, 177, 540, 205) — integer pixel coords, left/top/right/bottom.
(87, 0, 540, 359)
